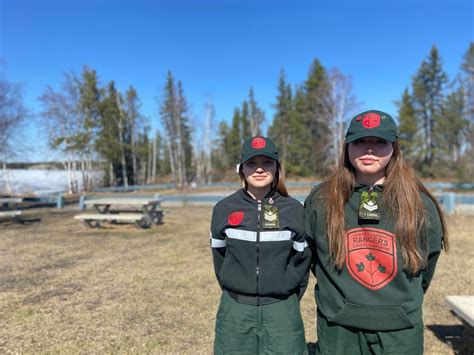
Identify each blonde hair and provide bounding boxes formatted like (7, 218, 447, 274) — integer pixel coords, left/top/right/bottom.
(317, 141, 448, 273)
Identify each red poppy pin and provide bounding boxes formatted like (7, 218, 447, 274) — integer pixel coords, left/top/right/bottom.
(362, 112, 381, 128)
(251, 137, 266, 149)
(228, 211, 244, 226)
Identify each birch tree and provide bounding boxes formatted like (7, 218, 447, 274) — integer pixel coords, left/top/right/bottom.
(327, 68, 359, 166)
(39, 73, 82, 193)
(0, 77, 27, 163)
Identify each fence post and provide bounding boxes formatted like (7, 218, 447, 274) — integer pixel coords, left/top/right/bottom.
(56, 194, 65, 209)
(442, 192, 456, 215)
(79, 195, 87, 210)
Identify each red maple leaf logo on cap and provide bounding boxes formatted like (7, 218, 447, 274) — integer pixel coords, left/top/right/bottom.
(251, 137, 266, 149)
(228, 211, 244, 226)
(362, 113, 381, 128)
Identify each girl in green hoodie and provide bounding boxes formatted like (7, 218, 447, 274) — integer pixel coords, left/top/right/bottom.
(305, 110, 448, 355)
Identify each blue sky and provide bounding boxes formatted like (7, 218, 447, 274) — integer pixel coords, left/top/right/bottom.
(0, 0, 473, 161)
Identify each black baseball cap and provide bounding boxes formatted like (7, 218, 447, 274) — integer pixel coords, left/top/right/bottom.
(345, 110, 399, 143)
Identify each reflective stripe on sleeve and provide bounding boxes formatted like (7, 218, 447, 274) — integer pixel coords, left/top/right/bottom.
(259, 230, 294, 242)
(293, 240, 308, 252)
(210, 231, 226, 248)
(224, 228, 257, 242)
(211, 238, 226, 248)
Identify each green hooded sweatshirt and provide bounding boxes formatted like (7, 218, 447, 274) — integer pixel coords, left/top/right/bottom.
(304, 184, 443, 331)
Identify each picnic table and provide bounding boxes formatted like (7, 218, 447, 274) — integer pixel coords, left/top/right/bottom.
(446, 295, 474, 354)
(75, 196, 164, 228)
(0, 197, 24, 207)
(0, 197, 23, 221)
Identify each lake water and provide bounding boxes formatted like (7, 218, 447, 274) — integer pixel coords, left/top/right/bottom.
(0, 169, 103, 196)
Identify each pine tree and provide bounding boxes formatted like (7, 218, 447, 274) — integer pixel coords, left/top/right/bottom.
(213, 120, 231, 172)
(97, 81, 123, 186)
(268, 69, 293, 177)
(439, 87, 469, 166)
(124, 86, 144, 185)
(248, 87, 265, 136)
(411, 46, 448, 176)
(177, 81, 194, 183)
(240, 101, 251, 140)
(159, 72, 193, 186)
(397, 88, 418, 163)
(77, 67, 102, 189)
(456, 42, 474, 180)
(290, 86, 313, 176)
(304, 59, 332, 176)
(228, 108, 243, 169)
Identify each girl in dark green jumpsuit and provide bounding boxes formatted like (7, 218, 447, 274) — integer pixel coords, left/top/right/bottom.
(211, 136, 311, 354)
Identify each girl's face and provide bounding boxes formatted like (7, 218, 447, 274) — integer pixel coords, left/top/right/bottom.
(348, 136, 394, 185)
(242, 155, 277, 191)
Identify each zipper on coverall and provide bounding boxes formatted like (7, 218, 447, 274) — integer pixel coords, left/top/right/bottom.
(256, 201, 262, 306)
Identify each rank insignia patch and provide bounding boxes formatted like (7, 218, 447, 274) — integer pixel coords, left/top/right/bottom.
(263, 205, 279, 229)
(359, 190, 380, 221)
(345, 227, 397, 290)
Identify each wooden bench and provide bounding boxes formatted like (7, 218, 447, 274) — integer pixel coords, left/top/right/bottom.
(446, 295, 474, 354)
(0, 210, 22, 219)
(74, 213, 152, 229)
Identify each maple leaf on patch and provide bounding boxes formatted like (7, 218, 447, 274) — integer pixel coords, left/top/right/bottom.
(378, 264, 386, 273)
(366, 253, 376, 261)
(356, 262, 365, 272)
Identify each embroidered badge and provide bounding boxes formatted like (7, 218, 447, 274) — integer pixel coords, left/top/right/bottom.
(263, 205, 279, 229)
(362, 112, 381, 128)
(345, 227, 397, 290)
(359, 190, 380, 221)
(251, 137, 266, 149)
(228, 211, 244, 226)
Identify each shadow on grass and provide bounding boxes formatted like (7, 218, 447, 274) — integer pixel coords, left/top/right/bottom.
(427, 324, 469, 354)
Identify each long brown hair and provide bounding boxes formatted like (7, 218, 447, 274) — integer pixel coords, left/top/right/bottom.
(318, 141, 448, 273)
(239, 161, 289, 197)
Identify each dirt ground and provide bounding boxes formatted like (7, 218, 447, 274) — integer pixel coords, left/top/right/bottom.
(0, 203, 472, 354)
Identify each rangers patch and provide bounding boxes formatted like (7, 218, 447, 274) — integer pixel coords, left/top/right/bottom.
(346, 227, 397, 290)
(228, 211, 244, 226)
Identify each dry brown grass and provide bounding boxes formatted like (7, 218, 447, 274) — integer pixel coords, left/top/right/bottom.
(0, 205, 472, 354)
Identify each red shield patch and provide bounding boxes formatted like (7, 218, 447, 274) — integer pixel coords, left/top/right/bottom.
(228, 211, 244, 226)
(362, 112, 381, 128)
(251, 137, 266, 149)
(346, 227, 397, 290)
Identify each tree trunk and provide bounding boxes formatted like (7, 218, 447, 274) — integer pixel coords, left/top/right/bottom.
(109, 162, 115, 186)
(131, 125, 137, 185)
(147, 141, 153, 184)
(152, 135, 157, 183)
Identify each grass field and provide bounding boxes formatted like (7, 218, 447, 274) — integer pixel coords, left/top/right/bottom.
(0, 202, 472, 354)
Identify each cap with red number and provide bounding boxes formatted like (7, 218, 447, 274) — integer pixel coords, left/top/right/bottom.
(240, 136, 279, 163)
(345, 110, 398, 143)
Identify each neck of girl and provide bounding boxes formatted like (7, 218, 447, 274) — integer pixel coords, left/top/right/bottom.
(355, 173, 386, 186)
(246, 186, 271, 201)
